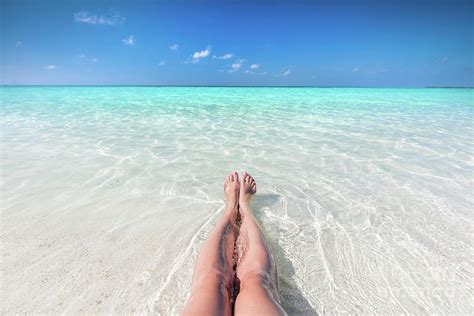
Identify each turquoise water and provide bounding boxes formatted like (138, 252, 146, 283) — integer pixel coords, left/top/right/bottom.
(2, 87, 473, 314)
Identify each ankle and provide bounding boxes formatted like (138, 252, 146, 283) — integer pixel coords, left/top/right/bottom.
(238, 203, 252, 214)
(224, 206, 237, 215)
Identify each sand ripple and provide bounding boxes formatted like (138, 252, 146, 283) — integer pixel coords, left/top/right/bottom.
(1, 87, 473, 314)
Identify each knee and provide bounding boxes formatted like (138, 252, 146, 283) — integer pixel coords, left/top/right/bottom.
(194, 267, 232, 290)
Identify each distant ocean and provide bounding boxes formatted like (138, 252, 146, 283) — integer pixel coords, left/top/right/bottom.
(2, 87, 473, 314)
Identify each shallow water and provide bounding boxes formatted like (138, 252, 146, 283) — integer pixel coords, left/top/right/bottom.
(1, 87, 473, 314)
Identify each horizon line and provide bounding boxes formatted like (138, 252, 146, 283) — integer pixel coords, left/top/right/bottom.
(1, 85, 473, 89)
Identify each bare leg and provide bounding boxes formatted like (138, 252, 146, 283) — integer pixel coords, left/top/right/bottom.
(181, 172, 240, 316)
(235, 172, 286, 316)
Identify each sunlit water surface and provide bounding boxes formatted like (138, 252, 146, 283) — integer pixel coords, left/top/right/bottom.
(1, 87, 473, 314)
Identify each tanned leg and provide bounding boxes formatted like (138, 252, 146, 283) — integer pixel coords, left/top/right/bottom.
(181, 171, 240, 316)
(234, 172, 286, 316)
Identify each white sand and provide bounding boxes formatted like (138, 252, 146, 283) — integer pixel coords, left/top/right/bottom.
(2, 87, 473, 314)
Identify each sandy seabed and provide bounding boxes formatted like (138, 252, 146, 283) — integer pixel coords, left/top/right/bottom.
(1, 87, 473, 314)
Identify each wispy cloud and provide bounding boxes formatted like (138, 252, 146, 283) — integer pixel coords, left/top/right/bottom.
(73, 10, 124, 26)
(230, 63, 242, 72)
(352, 67, 359, 72)
(45, 65, 57, 70)
(16, 41, 23, 47)
(122, 35, 135, 46)
(278, 68, 291, 76)
(228, 59, 245, 72)
(245, 64, 260, 75)
(188, 47, 211, 63)
(158, 60, 166, 66)
(169, 44, 179, 50)
(213, 53, 233, 60)
(246, 70, 267, 76)
(78, 53, 98, 62)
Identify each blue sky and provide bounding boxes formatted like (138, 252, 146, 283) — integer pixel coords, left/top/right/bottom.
(1, 0, 473, 86)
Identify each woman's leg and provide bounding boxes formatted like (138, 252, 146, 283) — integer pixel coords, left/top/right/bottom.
(181, 172, 240, 316)
(234, 172, 286, 316)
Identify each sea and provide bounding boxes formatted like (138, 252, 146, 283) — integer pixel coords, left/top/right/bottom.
(1, 86, 473, 314)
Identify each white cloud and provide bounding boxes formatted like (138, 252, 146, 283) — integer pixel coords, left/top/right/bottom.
(73, 10, 124, 25)
(352, 67, 359, 72)
(169, 44, 179, 50)
(213, 53, 234, 59)
(193, 47, 210, 59)
(92, 58, 99, 62)
(229, 62, 242, 72)
(16, 41, 23, 47)
(122, 35, 135, 46)
(45, 65, 57, 70)
(189, 47, 211, 63)
(227, 59, 246, 72)
(245, 63, 260, 75)
(231, 63, 241, 71)
(158, 60, 166, 66)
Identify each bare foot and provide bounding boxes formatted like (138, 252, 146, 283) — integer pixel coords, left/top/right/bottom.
(224, 171, 240, 213)
(239, 171, 257, 213)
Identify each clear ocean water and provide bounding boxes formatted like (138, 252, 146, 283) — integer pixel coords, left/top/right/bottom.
(1, 87, 473, 314)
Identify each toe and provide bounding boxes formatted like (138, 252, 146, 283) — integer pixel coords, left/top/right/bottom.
(233, 171, 239, 182)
